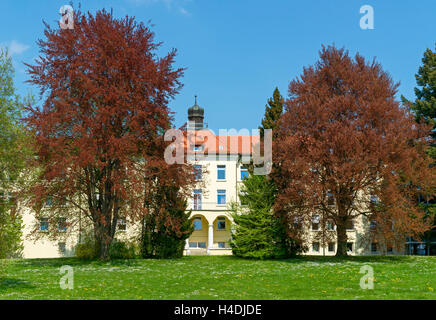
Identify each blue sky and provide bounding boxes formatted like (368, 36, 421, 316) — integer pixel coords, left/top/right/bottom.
(0, 0, 435, 133)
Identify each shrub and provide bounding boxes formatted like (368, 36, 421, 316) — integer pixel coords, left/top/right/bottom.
(0, 259, 8, 279)
(109, 240, 136, 259)
(75, 234, 96, 260)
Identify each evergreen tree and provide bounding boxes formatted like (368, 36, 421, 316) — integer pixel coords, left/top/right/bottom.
(259, 87, 283, 138)
(230, 175, 298, 259)
(141, 184, 194, 259)
(402, 45, 436, 251)
(402, 44, 436, 159)
(230, 88, 299, 259)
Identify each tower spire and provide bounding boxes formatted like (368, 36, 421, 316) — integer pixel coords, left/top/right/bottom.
(188, 95, 204, 130)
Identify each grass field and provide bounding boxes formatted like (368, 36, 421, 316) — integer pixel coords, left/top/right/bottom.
(1, 255, 436, 300)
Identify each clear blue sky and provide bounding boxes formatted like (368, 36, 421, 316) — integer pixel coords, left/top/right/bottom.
(0, 0, 435, 133)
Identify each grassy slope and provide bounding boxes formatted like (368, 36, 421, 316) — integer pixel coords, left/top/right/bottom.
(0, 255, 435, 300)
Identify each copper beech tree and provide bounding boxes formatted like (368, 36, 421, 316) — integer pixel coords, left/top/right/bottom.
(23, 9, 195, 260)
(272, 46, 435, 256)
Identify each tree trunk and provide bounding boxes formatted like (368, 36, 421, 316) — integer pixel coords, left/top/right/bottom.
(336, 222, 348, 257)
(94, 224, 113, 261)
(99, 237, 110, 261)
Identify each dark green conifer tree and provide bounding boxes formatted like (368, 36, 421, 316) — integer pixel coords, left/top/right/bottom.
(230, 88, 300, 259)
(402, 45, 436, 159)
(259, 87, 283, 139)
(402, 45, 436, 253)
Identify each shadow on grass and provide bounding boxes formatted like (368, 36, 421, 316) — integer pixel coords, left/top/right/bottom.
(0, 278, 35, 293)
(15, 257, 142, 269)
(11, 254, 431, 269)
(279, 255, 418, 264)
(179, 254, 422, 264)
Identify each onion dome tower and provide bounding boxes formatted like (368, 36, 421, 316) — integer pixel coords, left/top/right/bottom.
(188, 95, 204, 130)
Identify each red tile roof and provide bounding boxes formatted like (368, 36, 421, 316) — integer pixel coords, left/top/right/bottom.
(183, 129, 259, 155)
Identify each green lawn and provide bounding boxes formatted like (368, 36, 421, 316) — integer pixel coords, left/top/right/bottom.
(1, 255, 435, 300)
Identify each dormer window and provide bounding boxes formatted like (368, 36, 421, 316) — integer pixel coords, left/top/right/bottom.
(191, 144, 204, 152)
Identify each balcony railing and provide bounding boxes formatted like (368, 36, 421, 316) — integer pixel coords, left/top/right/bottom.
(190, 201, 229, 210)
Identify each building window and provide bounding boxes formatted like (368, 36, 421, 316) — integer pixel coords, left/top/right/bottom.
(58, 242, 66, 254)
(371, 242, 378, 253)
(312, 215, 320, 231)
(39, 218, 49, 232)
(240, 167, 249, 180)
(59, 197, 67, 207)
(45, 197, 53, 207)
(193, 217, 202, 231)
(327, 192, 335, 206)
(387, 246, 393, 253)
(293, 217, 302, 230)
(327, 220, 335, 231)
(193, 189, 202, 210)
(189, 242, 207, 249)
(117, 218, 127, 232)
(57, 217, 67, 232)
(347, 242, 353, 253)
(192, 144, 204, 152)
(218, 242, 226, 248)
(312, 242, 320, 252)
(369, 220, 377, 231)
(194, 165, 202, 181)
(217, 190, 226, 205)
(328, 242, 335, 252)
(217, 217, 226, 230)
(217, 165, 226, 180)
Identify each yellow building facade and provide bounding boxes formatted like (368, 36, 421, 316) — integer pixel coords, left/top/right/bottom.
(19, 102, 404, 258)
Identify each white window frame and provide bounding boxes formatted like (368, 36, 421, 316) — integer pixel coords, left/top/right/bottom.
(240, 167, 249, 180)
(312, 215, 320, 231)
(328, 242, 335, 252)
(217, 217, 226, 230)
(217, 189, 226, 205)
(57, 217, 67, 233)
(193, 217, 202, 231)
(39, 218, 49, 232)
(217, 165, 226, 181)
(117, 218, 127, 232)
(194, 165, 202, 181)
(193, 189, 202, 210)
